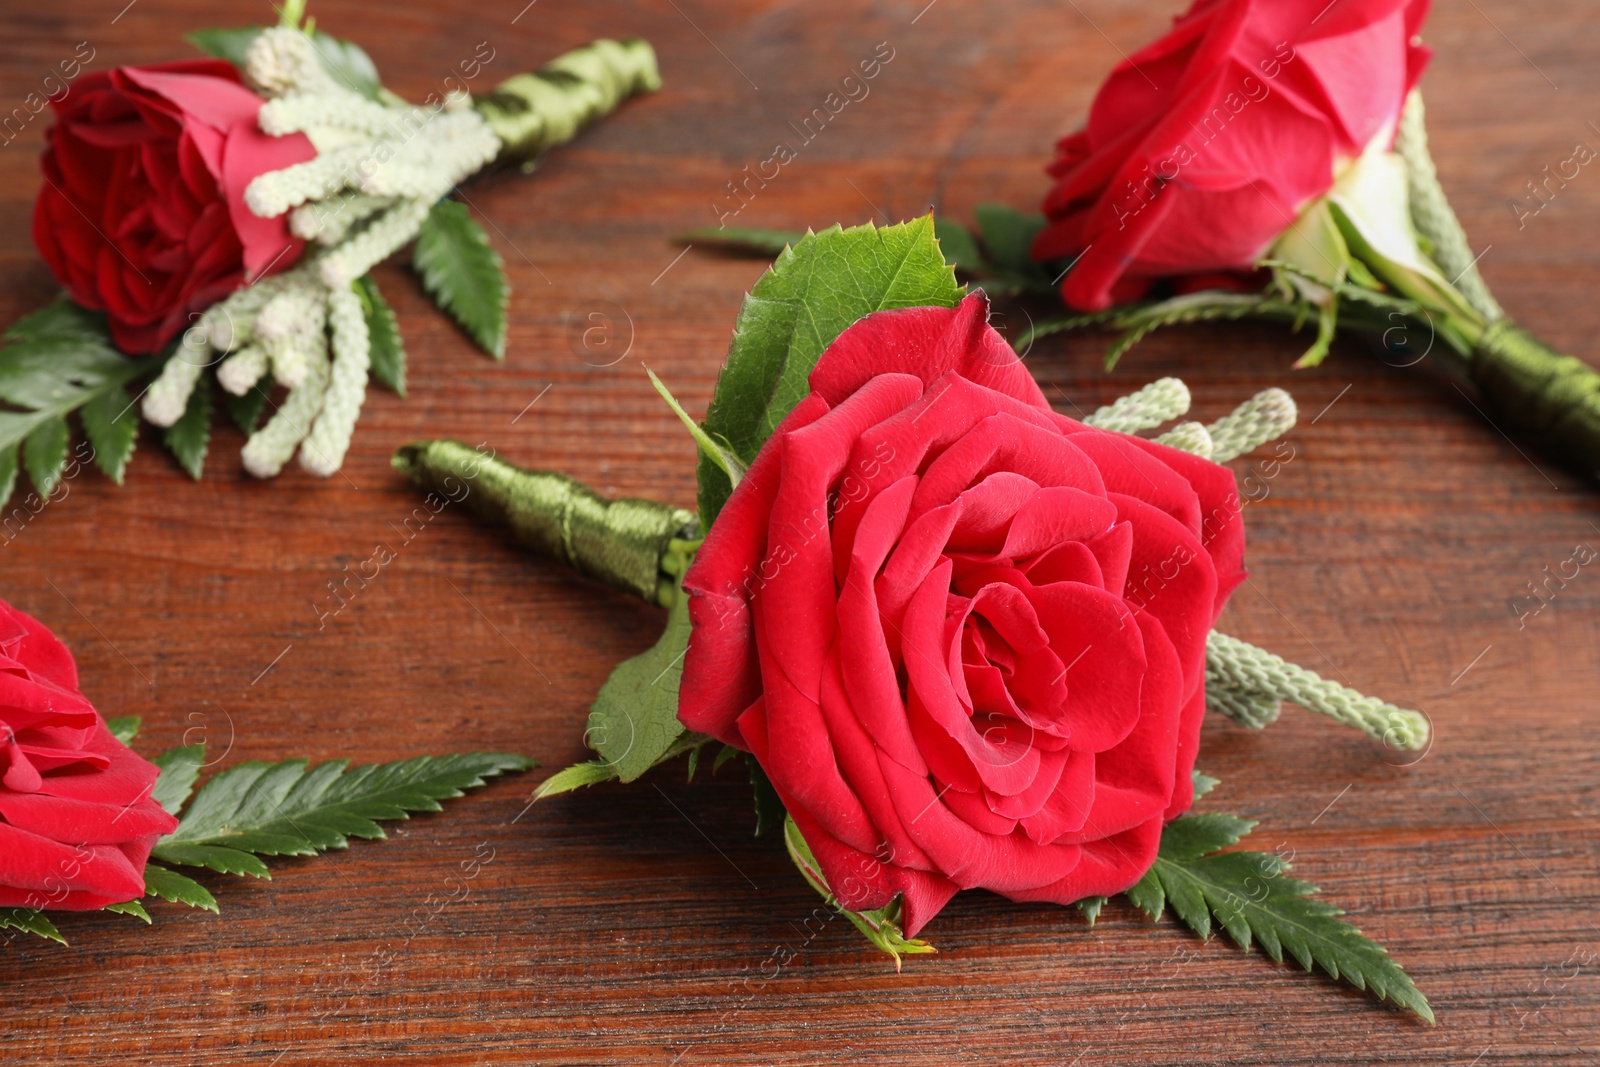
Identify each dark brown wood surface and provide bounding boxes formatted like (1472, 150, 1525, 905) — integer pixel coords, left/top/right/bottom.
(2, 1, 1599, 1062)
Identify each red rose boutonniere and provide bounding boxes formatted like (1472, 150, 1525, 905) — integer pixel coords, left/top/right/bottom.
(3, 1, 659, 512)
(398, 219, 1434, 1021)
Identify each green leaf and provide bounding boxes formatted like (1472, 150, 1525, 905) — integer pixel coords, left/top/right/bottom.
(79, 386, 138, 483)
(1192, 769, 1220, 799)
(185, 27, 264, 68)
(532, 732, 711, 801)
(5, 299, 109, 343)
(584, 589, 692, 782)
(413, 199, 508, 359)
(105, 716, 140, 744)
(356, 275, 406, 396)
(223, 381, 272, 435)
(306, 30, 384, 103)
(674, 227, 806, 257)
(1127, 813, 1433, 1022)
(1077, 895, 1107, 925)
(696, 217, 964, 527)
(103, 899, 151, 923)
(150, 842, 271, 879)
(151, 743, 206, 817)
(152, 753, 532, 877)
(22, 414, 68, 498)
(162, 379, 211, 479)
(748, 758, 784, 837)
(0, 907, 65, 944)
(0, 299, 146, 508)
(186, 27, 384, 103)
(783, 815, 935, 970)
(973, 203, 1047, 274)
(141, 863, 219, 912)
(712, 744, 741, 774)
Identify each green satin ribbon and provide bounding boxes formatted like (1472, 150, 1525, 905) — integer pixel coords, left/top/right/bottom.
(393, 440, 696, 607)
(473, 38, 661, 166)
(1468, 320, 1600, 477)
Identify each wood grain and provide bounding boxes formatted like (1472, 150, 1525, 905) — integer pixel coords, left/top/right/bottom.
(2, 1, 1599, 1063)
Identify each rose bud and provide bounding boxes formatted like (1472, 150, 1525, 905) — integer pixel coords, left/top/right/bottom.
(31, 60, 315, 353)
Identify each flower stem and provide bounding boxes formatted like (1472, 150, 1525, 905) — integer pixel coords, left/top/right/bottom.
(392, 439, 696, 607)
(474, 38, 661, 167)
(1466, 321, 1600, 476)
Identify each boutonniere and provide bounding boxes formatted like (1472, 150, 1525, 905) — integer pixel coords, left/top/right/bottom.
(3, 0, 656, 508)
(692, 0, 1600, 483)
(0, 596, 528, 944)
(397, 218, 1433, 1020)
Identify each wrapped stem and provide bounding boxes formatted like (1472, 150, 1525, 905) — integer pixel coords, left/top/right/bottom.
(474, 38, 661, 165)
(393, 439, 695, 607)
(1465, 320, 1600, 476)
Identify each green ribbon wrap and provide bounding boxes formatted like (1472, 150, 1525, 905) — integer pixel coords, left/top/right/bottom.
(393, 440, 695, 607)
(474, 38, 661, 166)
(1468, 320, 1600, 478)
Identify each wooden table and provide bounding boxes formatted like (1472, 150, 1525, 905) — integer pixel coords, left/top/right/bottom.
(3, 1, 1598, 1062)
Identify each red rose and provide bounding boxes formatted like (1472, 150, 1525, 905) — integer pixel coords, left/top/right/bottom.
(679, 293, 1244, 935)
(1033, 0, 1432, 310)
(32, 60, 316, 353)
(0, 599, 176, 910)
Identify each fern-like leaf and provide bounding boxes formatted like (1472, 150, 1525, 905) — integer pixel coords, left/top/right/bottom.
(1128, 812, 1433, 1022)
(412, 200, 508, 358)
(0, 907, 64, 944)
(150, 753, 532, 877)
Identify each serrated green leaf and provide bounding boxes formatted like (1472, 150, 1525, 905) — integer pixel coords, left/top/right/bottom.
(186, 27, 384, 103)
(413, 199, 508, 358)
(105, 716, 140, 744)
(103, 898, 151, 923)
(784, 815, 934, 970)
(1192, 769, 1220, 799)
(748, 757, 784, 837)
(1157, 812, 1256, 862)
(0, 907, 65, 944)
(22, 414, 68, 497)
(152, 753, 532, 876)
(5, 299, 108, 343)
(0, 302, 145, 502)
(1126, 867, 1165, 920)
(141, 863, 219, 912)
(223, 381, 272, 435)
(150, 842, 272, 879)
(1127, 813, 1433, 1022)
(152, 743, 206, 817)
(696, 217, 964, 527)
(585, 590, 691, 782)
(1077, 895, 1107, 925)
(163, 379, 212, 479)
(79, 386, 138, 483)
(356, 275, 406, 395)
(675, 227, 805, 257)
